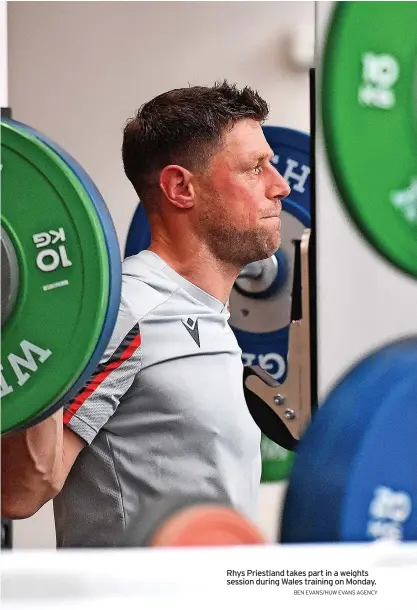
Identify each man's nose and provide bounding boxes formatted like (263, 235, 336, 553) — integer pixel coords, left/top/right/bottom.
(268, 165, 291, 200)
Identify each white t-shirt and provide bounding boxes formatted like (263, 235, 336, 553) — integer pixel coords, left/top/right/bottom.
(53, 250, 261, 547)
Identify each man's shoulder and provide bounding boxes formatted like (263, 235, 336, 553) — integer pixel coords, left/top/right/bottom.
(121, 251, 181, 321)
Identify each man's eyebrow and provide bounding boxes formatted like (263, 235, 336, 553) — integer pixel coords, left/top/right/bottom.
(250, 150, 275, 163)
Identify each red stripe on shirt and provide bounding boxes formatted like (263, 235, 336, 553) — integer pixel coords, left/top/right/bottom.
(63, 332, 141, 425)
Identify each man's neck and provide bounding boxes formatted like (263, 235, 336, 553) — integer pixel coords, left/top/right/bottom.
(148, 240, 239, 305)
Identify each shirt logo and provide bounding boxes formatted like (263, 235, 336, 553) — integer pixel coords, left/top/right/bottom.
(182, 317, 200, 347)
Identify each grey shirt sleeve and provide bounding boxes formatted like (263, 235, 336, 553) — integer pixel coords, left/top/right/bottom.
(63, 296, 142, 444)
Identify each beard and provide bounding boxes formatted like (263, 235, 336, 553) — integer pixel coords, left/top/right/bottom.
(196, 195, 281, 267)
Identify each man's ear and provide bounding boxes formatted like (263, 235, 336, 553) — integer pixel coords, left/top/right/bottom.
(160, 165, 195, 209)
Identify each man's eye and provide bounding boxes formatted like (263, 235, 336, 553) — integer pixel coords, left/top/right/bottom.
(253, 164, 263, 175)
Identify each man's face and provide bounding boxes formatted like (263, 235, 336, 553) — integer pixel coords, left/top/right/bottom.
(195, 119, 291, 267)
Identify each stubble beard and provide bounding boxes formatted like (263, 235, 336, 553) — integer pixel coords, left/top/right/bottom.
(198, 199, 281, 267)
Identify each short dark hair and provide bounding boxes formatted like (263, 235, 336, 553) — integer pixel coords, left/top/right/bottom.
(122, 80, 269, 208)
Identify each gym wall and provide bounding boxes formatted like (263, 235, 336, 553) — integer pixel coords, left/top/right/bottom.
(7, 0, 314, 548)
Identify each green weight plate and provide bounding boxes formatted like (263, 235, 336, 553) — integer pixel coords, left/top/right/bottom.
(1, 122, 110, 434)
(322, 2, 417, 278)
(261, 434, 294, 482)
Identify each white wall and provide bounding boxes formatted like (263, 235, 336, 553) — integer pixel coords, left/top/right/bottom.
(0, 0, 7, 107)
(8, 0, 313, 248)
(7, 0, 314, 548)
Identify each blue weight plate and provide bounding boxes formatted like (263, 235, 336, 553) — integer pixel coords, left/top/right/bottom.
(234, 327, 289, 384)
(124, 126, 310, 258)
(125, 202, 150, 258)
(6, 119, 122, 410)
(263, 126, 310, 215)
(280, 337, 417, 543)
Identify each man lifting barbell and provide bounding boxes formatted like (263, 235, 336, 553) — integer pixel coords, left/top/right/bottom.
(1, 81, 290, 547)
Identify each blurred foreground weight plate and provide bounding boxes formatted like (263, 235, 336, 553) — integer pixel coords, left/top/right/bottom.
(1, 121, 121, 434)
(322, 2, 417, 278)
(280, 337, 417, 543)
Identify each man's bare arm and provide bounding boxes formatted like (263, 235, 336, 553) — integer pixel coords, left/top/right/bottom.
(1, 409, 85, 519)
